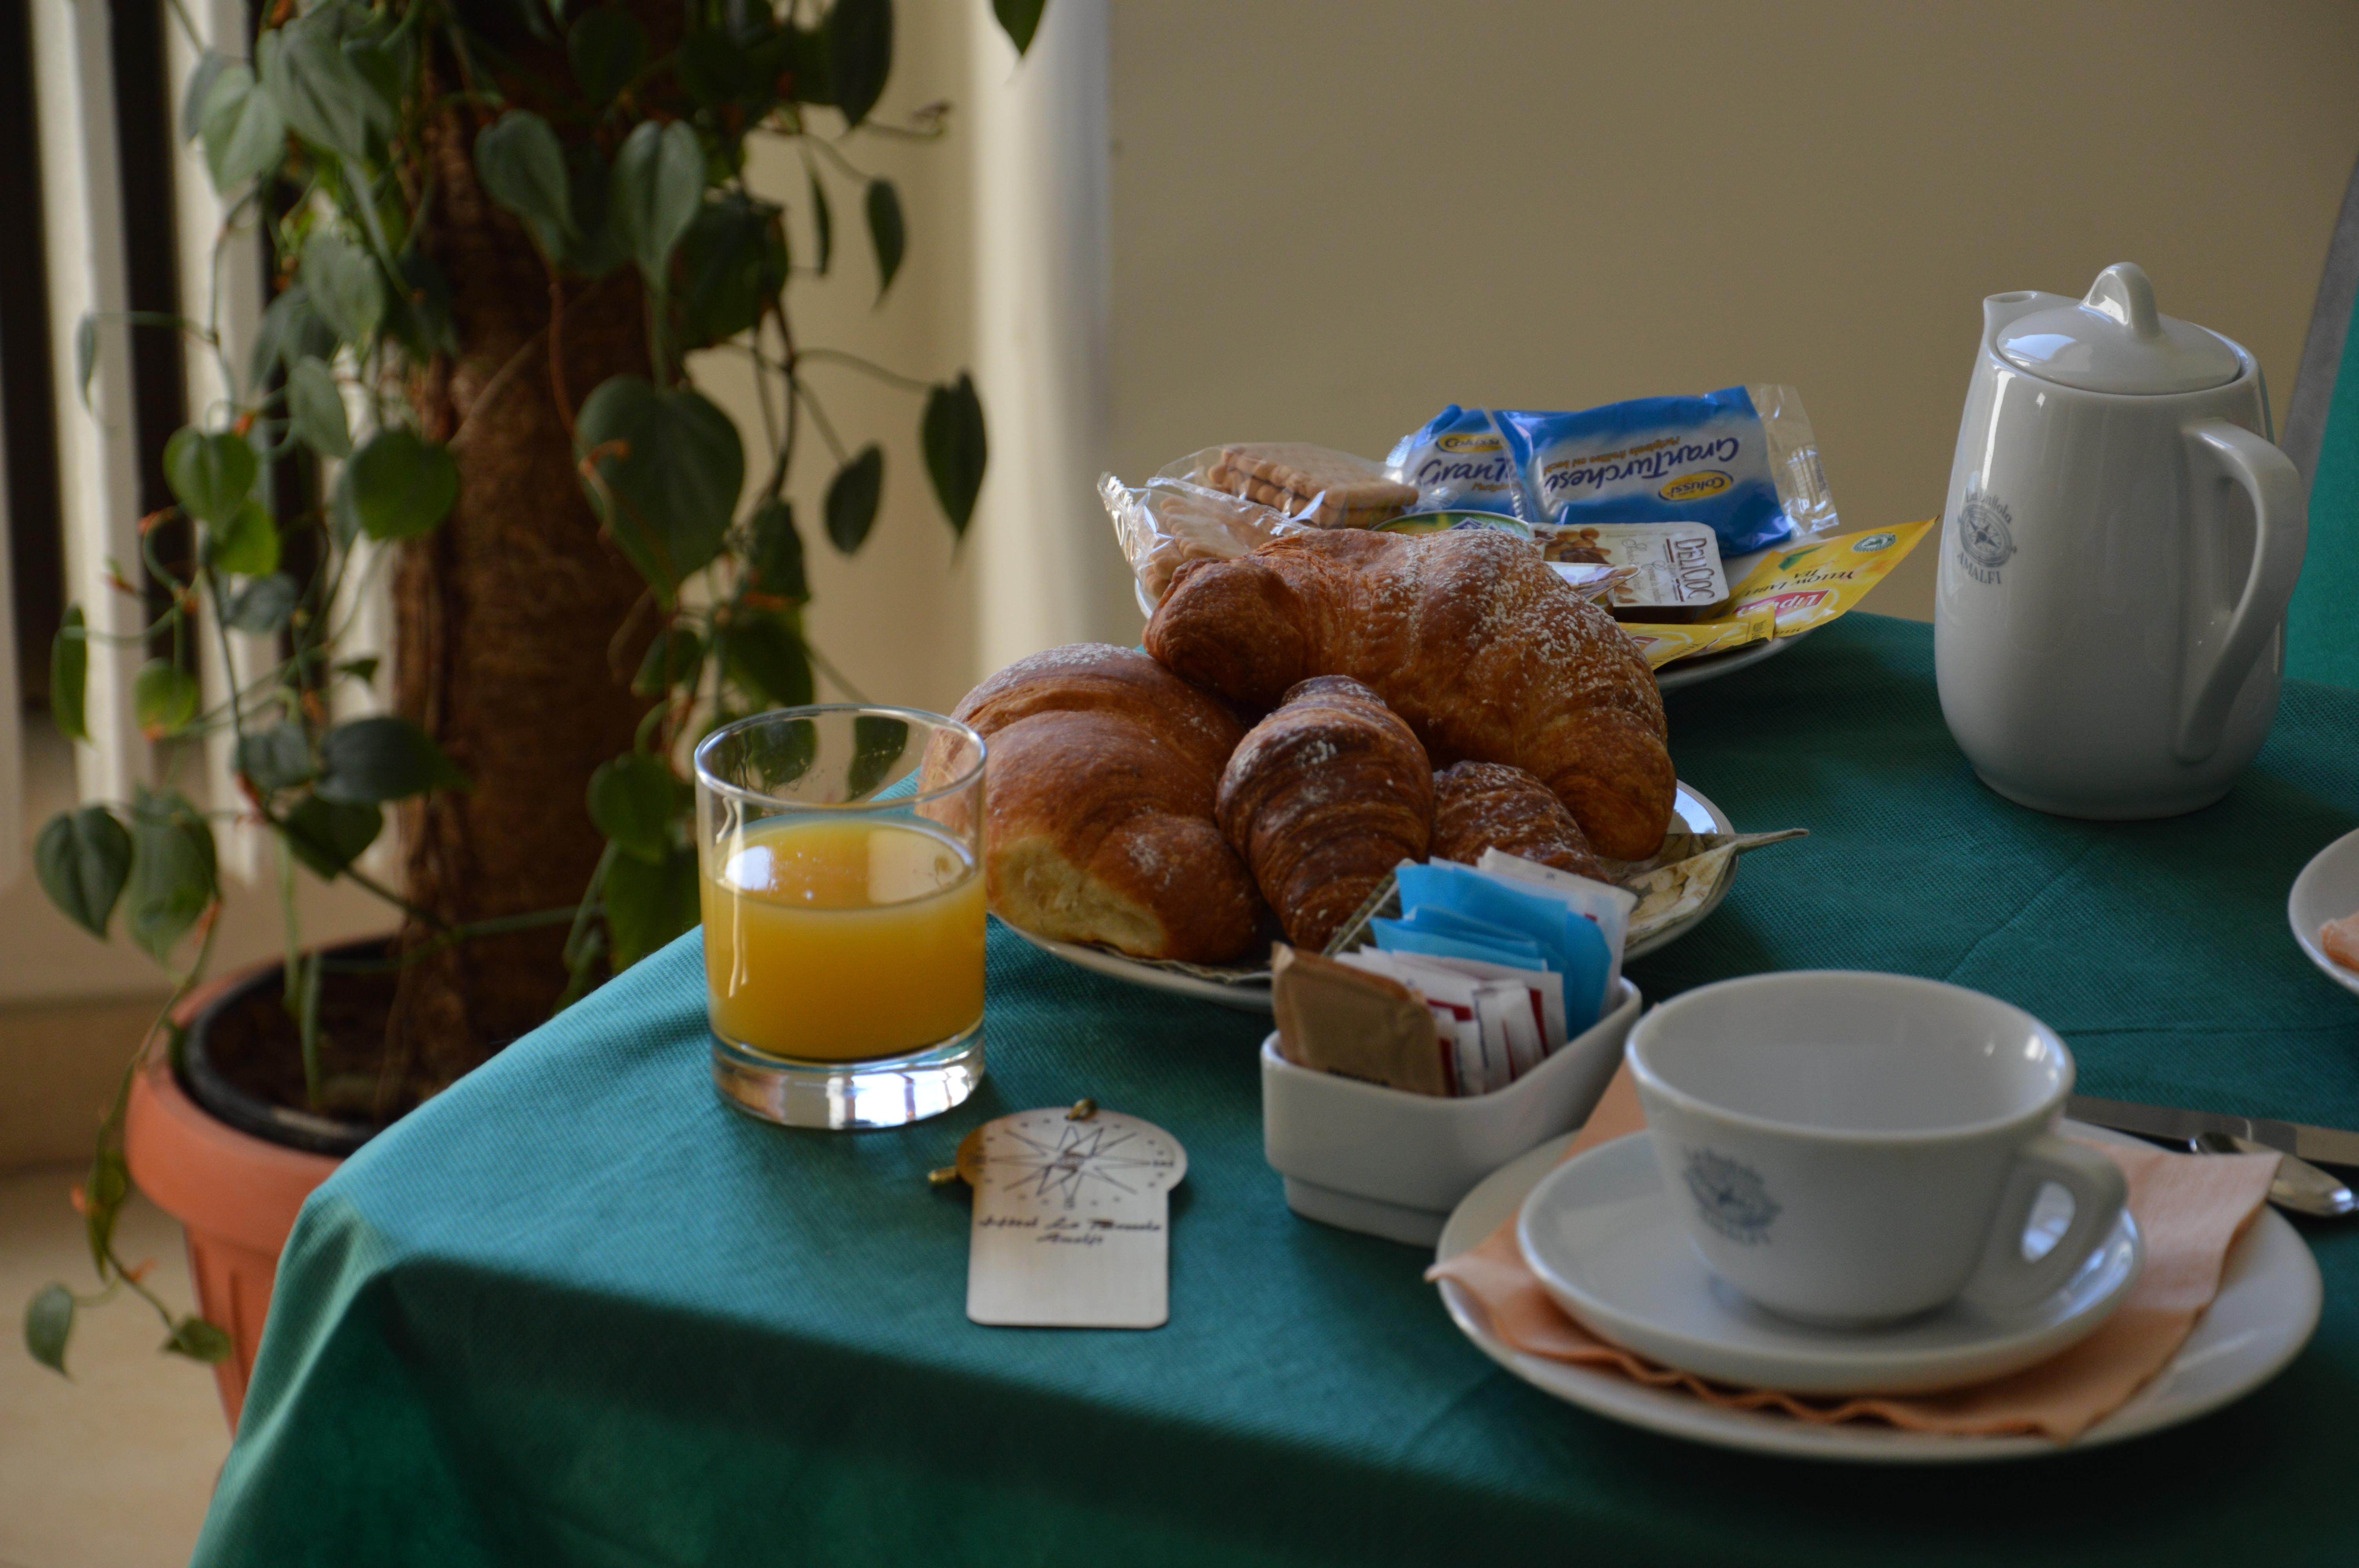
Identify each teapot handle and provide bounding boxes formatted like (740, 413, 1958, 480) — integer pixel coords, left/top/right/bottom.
(2174, 421, 2307, 764)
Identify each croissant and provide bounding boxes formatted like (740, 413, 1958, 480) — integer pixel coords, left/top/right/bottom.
(926, 644, 1263, 962)
(1430, 760, 1604, 881)
(1216, 675, 1432, 951)
(1145, 527, 1674, 860)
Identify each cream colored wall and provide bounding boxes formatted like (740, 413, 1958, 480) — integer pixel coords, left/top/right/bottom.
(1106, 0, 2359, 624)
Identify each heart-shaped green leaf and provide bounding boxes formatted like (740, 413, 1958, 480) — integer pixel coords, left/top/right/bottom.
(747, 499, 807, 601)
(252, 288, 338, 385)
(631, 626, 705, 697)
(576, 376, 743, 592)
(992, 0, 1045, 54)
(281, 794, 382, 878)
(809, 167, 833, 274)
(50, 606, 87, 742)
(127, 788, 218, 964)
(587, 753, 683, 863)
(164, 1316, 233, 1364)
(724, 613, 814, 708)
(24, 1284, 74, 1375)
(825, 0, 893, 128)
(864, 178, 903, 302)
(286, 356, 352, 458)
(133, 661, 200, 739)
(338, 428, 459, 541)
(225, 573, 300, 635)
(604, 845, 698, 968)
(198, 62, 287, 191)
(302, 232, 386, 347)
(315, 716, 469, 803)
(921, 373, 987, 537)
(676, 195, 787, 349)
(208, 500, 280, 577)
(164, 427, 257, 524)
(608, 120, 705, 283)
(265, 10, 391, 157)
(824, 443, 884, 555)
(476, 111, 574, 253)
(34, 806, 132, 938)
(236, 724, 314, 791)
(570, 7, 648, 105)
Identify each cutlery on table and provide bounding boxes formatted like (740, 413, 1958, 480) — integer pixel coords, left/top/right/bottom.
(2068, 1095, 2358, 1219)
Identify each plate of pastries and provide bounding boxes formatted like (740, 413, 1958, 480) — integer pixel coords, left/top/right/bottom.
(924, 526, 1739, 1012)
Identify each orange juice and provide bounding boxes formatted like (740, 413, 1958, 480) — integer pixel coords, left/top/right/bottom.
(702, 816, 985, 1061)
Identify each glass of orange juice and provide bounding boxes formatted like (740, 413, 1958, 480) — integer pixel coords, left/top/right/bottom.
(694, 706, 987, 1129)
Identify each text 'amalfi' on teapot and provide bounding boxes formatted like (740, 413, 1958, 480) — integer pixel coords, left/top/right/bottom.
(1936, 262, 2307, 819)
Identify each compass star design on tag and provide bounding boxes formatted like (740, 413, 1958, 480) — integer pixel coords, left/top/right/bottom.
(965, 1109, 1187, 1329)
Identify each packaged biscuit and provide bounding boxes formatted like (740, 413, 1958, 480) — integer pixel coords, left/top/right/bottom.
(1385, 406, 1534, 519)
(1492, 385, 1839, 557)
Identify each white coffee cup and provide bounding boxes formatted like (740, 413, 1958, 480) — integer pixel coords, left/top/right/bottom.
(1625, 972, 2127, 1327)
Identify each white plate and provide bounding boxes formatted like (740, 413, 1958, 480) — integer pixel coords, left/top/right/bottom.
(1514, 1132, 2143, 1396)
(1006, 783, 1733, 1013)
(1139, 578, 1807, 694)
(1435, 1123, 2321, 1462)
(1656, 630, 1807, 692)
(2288, 827, 2359, 1000)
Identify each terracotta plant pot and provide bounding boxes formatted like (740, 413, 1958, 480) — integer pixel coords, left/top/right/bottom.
(122, 956, 378, 1429)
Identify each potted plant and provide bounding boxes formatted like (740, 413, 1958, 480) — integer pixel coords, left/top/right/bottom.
(21, 0, 1043, 1421)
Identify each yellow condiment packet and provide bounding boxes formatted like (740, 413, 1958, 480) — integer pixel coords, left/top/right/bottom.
(1625, 520, 1934, 669)
(1621, 606, 1772, 670)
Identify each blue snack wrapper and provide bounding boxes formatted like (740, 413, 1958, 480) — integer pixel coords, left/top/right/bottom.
(1495, 387, 1800, 556)
(1385, 405, 1534, 520)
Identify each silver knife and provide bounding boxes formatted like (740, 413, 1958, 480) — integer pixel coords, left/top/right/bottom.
(2076, 1094, 2349, 1216)
(2067, 1094, 2359, 1169)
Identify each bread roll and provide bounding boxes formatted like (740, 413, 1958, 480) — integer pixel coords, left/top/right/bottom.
(927, 644, 1263, 962)
(1216, 675, 1432, 951)
(1145, 527, 1674, 860)
(1430, 760, 1604, 881)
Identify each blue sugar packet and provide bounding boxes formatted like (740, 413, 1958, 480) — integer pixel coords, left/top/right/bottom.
(1385, 405, 1534, 520)
(1371, 918, 1547, 973)
(1392, 906, 1551, 962)
(1493, 385, 1834, 558)
(1395, 862, 1610, 1025)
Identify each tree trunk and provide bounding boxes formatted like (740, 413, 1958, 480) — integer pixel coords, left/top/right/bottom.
(383, 84, 657, 1095)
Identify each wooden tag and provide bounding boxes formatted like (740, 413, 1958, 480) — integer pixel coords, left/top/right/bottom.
(964, 1108, 1187, 1329)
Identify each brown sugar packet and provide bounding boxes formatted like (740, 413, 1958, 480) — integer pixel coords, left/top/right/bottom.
(1272, 944, 1449, 1096)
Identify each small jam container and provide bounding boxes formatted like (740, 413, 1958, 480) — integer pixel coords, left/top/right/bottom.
(1260, 979, 1642, 1247)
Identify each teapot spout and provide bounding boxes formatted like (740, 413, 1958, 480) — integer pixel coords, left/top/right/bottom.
(2083, 263, 2164, 339)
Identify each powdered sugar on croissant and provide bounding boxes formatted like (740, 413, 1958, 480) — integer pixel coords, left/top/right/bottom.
(1146, 528, 1674, 860)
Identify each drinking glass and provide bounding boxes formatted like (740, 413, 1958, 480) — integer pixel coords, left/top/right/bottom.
(694, 706, 986, 1129)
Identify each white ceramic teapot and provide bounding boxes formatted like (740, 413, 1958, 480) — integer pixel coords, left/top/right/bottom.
(1935, 263, 2306, 819)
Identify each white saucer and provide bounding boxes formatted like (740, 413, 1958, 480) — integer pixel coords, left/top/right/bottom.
(2288, 826, 2359, 1000)
(1514, 1133, 2143, 1396)
(1435, 1123, 2321, 1462)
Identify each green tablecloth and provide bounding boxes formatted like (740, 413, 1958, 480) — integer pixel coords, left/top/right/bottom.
(193, 615, 2359, 1566)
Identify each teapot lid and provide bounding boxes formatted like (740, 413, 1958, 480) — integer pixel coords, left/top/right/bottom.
(1995, 263, 2241, 394)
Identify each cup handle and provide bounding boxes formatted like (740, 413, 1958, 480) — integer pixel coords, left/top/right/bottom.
(1957, 1134, 2128, 1313)
(2173, 420, 2306, 764)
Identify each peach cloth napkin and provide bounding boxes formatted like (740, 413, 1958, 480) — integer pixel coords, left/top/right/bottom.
(1425, 1065, 2281, 1441)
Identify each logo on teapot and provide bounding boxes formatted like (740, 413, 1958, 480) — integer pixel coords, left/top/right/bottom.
(1955, 492, 2017, 584)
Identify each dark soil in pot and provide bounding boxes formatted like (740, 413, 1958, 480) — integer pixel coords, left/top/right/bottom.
(181, 941, 409, 1157)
